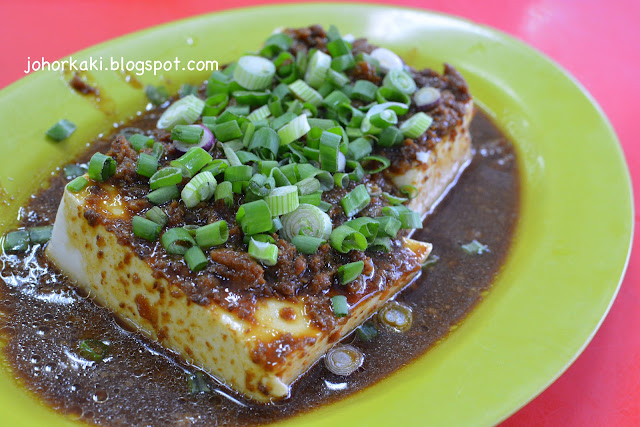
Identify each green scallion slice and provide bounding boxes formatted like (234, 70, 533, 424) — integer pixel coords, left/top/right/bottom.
(213, 120, 243, 142)
(157, 95, 205, 129)
(304, 50, 332, 89)
(128, 134, 154, 152)
(149, 167, 183, 189)
(78, 339, 110, 362)
(63, 164, 87, 179)
(331, 295, 349, 317)
(170, 147, 212, 178)
(67, 176, 89, 193)
(136, 153, 159, 178)
(179, 83, 199, 98)
(161, 227, 196, 255)
(88, 152, 116, 182)
(184, 246, 208, 272)
(145, 85, 169, 106)
(361, 155, 391, 174)
(369, 110, 398, 129)
(265, 185, 300, 216)
(382, 206, 422, 229)
(214, 181, 233, 207)
(327, 69, 350, 87)
(351, 80, 378, 102)
(2, 230, 30, 253)
(171, 125, 204, 144)
(288, 79, 323, 106)
(378, 126, 405, 147)
(147, 185, 179, 205)
(132, 216, 162, 241)
(381, 192, 408, 205)
(345, 217, 379, 240)
(375, 216, 402, 238)
(277, 114, 311, 146)
(46, 119, 76, 142)
(338, 261, 365, 284)
(280, 203, 332, 241)
(290, 235, 325, 254)
(28, 225, 53, 244)
(248, 238, 279, 266)
(234, 56, 276, 90)
(181, 171, 217, 208)
(400, 112, 434, 139)
(341, 184, 370, 217)
(356, 321, 378, 342)
(346, 137, 372, 161)
(195, 221, 229, 248)
(236, 200, 273, 236)
(260, 32, 293, 57)
(247, 104, 272, 123)
(224, 165, 253, 182)
(295, 177, 321, 196)
(368, 236, 391, 252)
(329, 224, 367, 253)
(383, 69, 417, 94)
(249, 127, 280, 159)
(145, 206, 168, 227)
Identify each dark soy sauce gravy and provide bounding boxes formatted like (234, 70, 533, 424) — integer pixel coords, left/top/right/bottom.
(0, 110, 519, 426)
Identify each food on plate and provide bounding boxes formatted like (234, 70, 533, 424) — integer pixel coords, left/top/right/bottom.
(0, 24, 519, 424)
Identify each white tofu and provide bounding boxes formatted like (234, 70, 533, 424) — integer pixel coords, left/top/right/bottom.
(46, 185, 430, 402)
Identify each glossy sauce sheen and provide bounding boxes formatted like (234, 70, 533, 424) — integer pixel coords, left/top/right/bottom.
(0, 111, 518, 426)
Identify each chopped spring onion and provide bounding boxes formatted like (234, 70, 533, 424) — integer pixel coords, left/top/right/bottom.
(195, 221, 229, 248)
(247, 104, 272, 122)
(152, 142, 165, 160)
(78, 339, 110, 362)
(206, 71, 231, 96)
(378, 126, 404, 147)
(381, 192, 408, 205)
(361, 155, 391, 174)
(345, 217, 379, 240)
(214, 181, 233, 207)
(46, 119, 76, 141)
(2, 230, 30, 253)
(145, 85, 169, 106)
(346, 160, 365, 182)
(88, 152, 116, 182)
(203, 93, 230, 117)
(334, 172, 350, 189)
(67, 176, 89, 193)
(298, 191, 322, 206)
(327, 69, 350, 87)
(319, 132, 342, 172)
(248, 238, 279, 266)
(347, 137, 372, 161)
(224, 165, 253, 182)
(330, 296, 349, 318)
(161, 227, 196, 255)
(147, 185, 179, 205)
(400, 112, 433, 139)
(323, 90, 351, 111)
(185, 246, 208, 272)
(327, 38, 351, 58)
(171, 147, 212, 178)
(338, 261, 365, 284)
(383, 69, 417, 94)
(260, 32, 293, 57)
(368, 236, 391, 252)
(288, 80, 323, 106)
(150, 167, 183, 189)
(181, 171, 217, 208)
(376, 86, 411, 105)
(132, 216, 162, 241)
(461, 239, 489, 255)
(273, 51, 298, 84)
(271, 111, 297, 131)
(281, 203, 332, 241)
(382, 205, 422, 229)
(324, 344, 363, 376)
(330, 54, 356, 72)
(157, 95, 205, 129)
(369, 110, 398, 129)
(277, 114, 310, 146)
(233, 90, 271, 107)
(128, 134, 154, 151)
(377, 301, 413, 332)
(178, 83, 199, 98)
(171, 124, 204, 144)
(341, 184, 370, 217)
(329, 224, 367, 253)
(222, 143, 242, 167)
(265, 185, 300, 216)
(213, 120, 243, 142)
(351, 80, 378, 102)
(236, 200, 273, 236)
(29, 225, 53, 244)
(295, 177, 321, 195)
(249, 127, 280, 159)
(145, 206, 168, 227)
(370, 47, 404, 72)
(356, 321, 378, 342)
(202, 159, 229, 176)
(290, 235, 325, 254)
(247, 173, 275, 198)
(136, 153, 158, 178)
(233, 56, 276, 90)
(413, 86, 441, 110)
(304, 50, 332, 89)
(400, 184, 418, 199)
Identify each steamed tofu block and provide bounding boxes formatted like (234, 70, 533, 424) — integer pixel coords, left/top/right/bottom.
(46, 184, 430, 401)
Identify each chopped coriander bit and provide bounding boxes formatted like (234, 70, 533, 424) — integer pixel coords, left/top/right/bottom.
(46, 119, 76, 142)
(461, 240, 489, 255)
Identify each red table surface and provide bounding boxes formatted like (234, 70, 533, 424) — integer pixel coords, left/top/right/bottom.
(1, 0, 638, 425)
